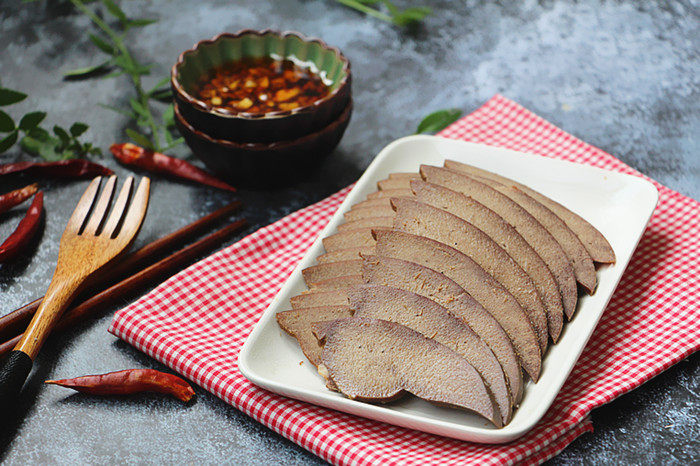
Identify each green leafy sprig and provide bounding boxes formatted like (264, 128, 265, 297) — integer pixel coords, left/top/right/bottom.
(336, 0, 431, 27)
(415, 108, 463, 134)
(64, 0, 181, 152)
(0, 87, 100, 159)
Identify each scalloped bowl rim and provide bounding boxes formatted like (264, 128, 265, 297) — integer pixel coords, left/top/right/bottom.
(171, 29, 351, 121)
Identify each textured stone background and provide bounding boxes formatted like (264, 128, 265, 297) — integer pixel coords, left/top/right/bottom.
(1, 0, 698, 464)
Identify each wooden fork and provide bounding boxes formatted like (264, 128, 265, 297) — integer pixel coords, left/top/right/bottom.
(0, 175, 150, 404)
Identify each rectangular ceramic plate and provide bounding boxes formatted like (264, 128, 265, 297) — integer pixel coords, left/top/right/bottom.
(238, 135, 658, 443)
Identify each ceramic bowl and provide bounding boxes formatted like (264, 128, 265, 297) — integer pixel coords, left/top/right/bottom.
(174, 100, 352, 187)
(172, 30, 351, 143)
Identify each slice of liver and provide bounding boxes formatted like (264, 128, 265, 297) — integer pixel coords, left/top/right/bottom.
(389, 172, 421, 180)
(351, 198, 392, 210)
(349, 284, 513, 423)
(344, 206, 395, 221)
(392, 198, 549, 352)
(411, 180, 564, 342)
(367, 188, 413, 200)
(377, 178, 411, 190)
(468, 175, 597, 294)
(276, 305, 353, 366)
(310, 275, 363, 290)
(373, 228, 542, 382)
(444, 160, 615, 264)
(290, 288, 350, 309)
(312, 317, 502, 427)
(303, 260, 362, 287)
(337, 216, 395, 232)
(317, 247, 374, 263)
(361, 254, 523, 404)
(322, 228, 376, 252)
(421, 165, 579, 320)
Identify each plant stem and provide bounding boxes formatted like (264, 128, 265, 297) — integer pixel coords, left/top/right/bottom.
(70, 0, 164, 151)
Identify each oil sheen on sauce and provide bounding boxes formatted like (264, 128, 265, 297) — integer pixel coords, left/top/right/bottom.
(193, 56, 331, 114)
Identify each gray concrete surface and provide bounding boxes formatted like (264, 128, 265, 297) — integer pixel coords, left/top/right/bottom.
(1, 0, 698, 464)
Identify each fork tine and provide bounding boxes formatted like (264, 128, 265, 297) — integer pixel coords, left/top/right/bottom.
(102, 176, 134, 238)
(116, 177, 150, 240)
(82, 175, 117, 235)
(66, 177, 102, 233)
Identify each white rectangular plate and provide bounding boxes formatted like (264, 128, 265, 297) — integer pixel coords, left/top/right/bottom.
(238, 135, 658, 443)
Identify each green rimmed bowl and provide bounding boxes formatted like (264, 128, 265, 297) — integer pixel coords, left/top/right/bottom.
(172, 30, 351, 143)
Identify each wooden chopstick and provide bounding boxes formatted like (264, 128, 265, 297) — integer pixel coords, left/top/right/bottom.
(0, 201, 242, 341)
(0, 218, 247, 357)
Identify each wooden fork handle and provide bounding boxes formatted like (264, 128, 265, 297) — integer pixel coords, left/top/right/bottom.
(15, 276, 82, 359)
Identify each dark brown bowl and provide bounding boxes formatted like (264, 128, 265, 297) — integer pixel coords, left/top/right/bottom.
(174, 100, 352, 188)
(172, 30, 351, 143)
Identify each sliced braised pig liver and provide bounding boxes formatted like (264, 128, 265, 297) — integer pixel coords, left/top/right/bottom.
(392, 198, 549, 352)
(411, 180, 564, 342)
(373, 228, 542, 382)
(349, 284, 513, 423)
(312, 317, 502, 427)
(276, 305, 353, 366)
(361, 254, 523, 404)
(421, 165, 578, 320)
(444, 160, 615, 264)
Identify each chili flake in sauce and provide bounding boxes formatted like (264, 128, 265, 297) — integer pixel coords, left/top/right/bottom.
(194, 57, 331, 114)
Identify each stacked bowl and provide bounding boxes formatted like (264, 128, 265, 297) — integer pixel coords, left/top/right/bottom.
(171, 30, 352, 187)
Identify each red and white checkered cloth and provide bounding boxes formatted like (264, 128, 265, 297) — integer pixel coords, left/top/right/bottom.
(110, 95, 700, 465)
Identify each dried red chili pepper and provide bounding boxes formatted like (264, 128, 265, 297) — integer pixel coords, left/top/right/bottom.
(110, 143, 236, 192)
(0, 183, 39, 215)
(0, 159, 113, 178)
(0, 191, 44, 263)
(45, 369, 195, 402)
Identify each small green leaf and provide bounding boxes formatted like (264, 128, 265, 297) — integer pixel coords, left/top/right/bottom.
(19, 135, 43, 155)
(40, 142, 62, 161)
(63, 60, 112, 78)
(98, 102, 133, 118)
(89, 33, 116, 55)
(19, 111, 47, 131)
(0, 88, 28, 106)
(0, 110, 15, 132)
(151, 75, 171, 91)
(149, 87, 172, 102)
(28, 126, 51, 141)
(102, 0, 127, 22)
(164, 128, 173, 145)
(127, 18, 157, 28)
(125, 128, 154, 149)
(382, 0, 399, 14)
(163, 137, 184, 151)
(162, 104, 175, 128)
(99, 70, 126, 80)
(112, 53, 136, 72)
(391, 6, 431, 26)
(129, 98, 149, 117)
(0, 130, 18, 153)
(415, 108, 462, 134)
(53, 125, 71, 146)
(69, 122, 89, 137)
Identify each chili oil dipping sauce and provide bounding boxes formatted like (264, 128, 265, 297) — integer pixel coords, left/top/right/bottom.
(192, 56, 332, 115)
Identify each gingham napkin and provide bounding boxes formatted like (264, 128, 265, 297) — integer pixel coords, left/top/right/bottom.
(110, 95, 700, 465)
